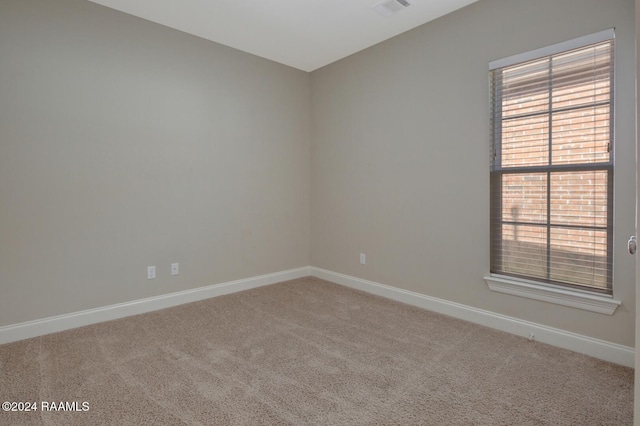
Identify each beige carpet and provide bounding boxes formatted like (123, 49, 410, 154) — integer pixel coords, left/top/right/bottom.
(0, 277, 633, 425)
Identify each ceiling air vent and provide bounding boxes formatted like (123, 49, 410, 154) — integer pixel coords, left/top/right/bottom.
(372, 0, 412, 17)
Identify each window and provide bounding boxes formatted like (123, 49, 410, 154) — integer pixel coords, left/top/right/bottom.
(489, 30, 614, 295)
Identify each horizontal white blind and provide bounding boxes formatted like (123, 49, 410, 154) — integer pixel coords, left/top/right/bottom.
(490, 35, 614, 294)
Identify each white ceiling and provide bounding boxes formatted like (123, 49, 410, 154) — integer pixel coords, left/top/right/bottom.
(88, 0, 478, 72)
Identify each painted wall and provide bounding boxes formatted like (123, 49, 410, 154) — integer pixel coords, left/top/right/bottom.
(0, 0, 311, 326)
(634, 0, 639, 421)
(311, 0, 636, 346)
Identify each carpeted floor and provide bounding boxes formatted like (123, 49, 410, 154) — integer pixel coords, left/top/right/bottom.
(0, 277, 634, 425)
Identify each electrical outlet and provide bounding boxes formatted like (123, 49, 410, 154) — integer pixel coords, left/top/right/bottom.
(147, 266, 156, 280)
(171, 262, 179, 276)
(360, 253, 366, 265)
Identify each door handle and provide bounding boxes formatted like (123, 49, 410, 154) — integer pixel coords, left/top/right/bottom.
(628, 236, 637, 255)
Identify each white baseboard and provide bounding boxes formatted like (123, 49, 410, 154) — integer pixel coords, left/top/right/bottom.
(309, 267, 635, 368)
(0, 267, 311, 345)
(2, 266, 633, 368)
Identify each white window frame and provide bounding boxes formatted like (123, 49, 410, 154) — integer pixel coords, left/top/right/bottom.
(484, 29, 621, 314)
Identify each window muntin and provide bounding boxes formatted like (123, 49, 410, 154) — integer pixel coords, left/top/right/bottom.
(490, 36, 613, 294)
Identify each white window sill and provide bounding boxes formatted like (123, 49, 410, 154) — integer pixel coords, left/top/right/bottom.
(483, 275, 621, 315)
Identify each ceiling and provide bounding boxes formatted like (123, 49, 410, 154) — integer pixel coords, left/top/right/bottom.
(88, 0, 478, 72)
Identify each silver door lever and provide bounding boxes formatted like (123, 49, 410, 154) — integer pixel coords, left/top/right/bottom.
(628, 236, 636, 255)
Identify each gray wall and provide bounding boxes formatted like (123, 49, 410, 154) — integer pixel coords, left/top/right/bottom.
(0, 0, 311, 326)
(311, 0, 636, 346)
(635, 0, 639, 421)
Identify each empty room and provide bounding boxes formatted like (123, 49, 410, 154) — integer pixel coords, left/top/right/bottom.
(0, 0, 637, 424)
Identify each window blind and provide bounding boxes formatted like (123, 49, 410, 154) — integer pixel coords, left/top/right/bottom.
(489, 33, 614, 294)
